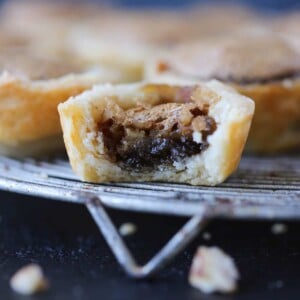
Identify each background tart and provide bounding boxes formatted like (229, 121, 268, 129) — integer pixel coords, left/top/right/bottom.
(0, 49, 127, 157)
(146, 33, 300, 153)
(0, 1, 265, 84)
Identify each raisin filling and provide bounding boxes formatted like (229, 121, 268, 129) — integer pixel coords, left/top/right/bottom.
(99, 102, 216, 171)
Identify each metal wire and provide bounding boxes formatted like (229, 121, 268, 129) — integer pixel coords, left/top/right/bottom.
(0, 154, 299, 278)
(0, 155, 299, 217)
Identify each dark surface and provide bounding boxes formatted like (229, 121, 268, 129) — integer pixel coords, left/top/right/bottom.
(108, 0, 300, 11)
(0, 191, 300, 299)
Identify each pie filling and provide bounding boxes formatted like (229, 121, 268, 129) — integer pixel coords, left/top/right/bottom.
(98, 100, 216, 171)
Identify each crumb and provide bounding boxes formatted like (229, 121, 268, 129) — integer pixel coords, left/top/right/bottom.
(271, 223, 288, 235)
(189, 246, 239, 294)
(156, 61, 169, 73)
(119, 223, 137, 236)
(268, 280, 284, 289)
(10, 264, 49, 295)
(202, 232, 211, 240)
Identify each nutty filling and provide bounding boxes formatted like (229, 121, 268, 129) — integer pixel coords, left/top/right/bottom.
(99, 101, 216, 171)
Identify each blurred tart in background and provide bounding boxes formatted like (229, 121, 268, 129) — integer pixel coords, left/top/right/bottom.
(147, 33, 300, 153)
(0, 48, 127, 157)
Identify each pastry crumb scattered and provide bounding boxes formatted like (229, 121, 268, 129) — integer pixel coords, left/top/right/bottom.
(10, 264, 49, 295)
(268, 280, 284, 289)
(271, 223, 288, 235)
(119, 222, 137, 236)
(189, 246, 239, 294)
(202, 232, 211, 240)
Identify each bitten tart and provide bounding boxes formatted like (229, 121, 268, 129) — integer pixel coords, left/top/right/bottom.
(0, 49, 126, 157)
(58, 80, 254, 185)
(147, 34, 300, 153)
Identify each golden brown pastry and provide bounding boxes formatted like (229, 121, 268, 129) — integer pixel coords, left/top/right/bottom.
(67, 5, 262, 82)
(0, 2, 262, 83)
(2, 2, 197, 81)
(58, 79, 254, 185)
(146, 33, 300, 153)
(0, 0, 109, 58)
(0, 49, 127, 157)
(67, 9, 204, 82)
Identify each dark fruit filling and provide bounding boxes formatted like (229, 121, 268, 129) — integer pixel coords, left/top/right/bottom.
(98, 99, 216, 171)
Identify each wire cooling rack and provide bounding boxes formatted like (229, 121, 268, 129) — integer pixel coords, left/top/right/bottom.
(0, 155, 299, 278)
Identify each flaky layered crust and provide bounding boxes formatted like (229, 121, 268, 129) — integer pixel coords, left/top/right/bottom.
(0, 69, 125, 157)
(58, 80, 254, 185)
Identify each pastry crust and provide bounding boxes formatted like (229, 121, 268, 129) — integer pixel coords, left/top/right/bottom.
(0, 0, 110, 59)
(146, 34, 300, 153)
(67, 6, 254, 82)
(0, 0, 106, 39)
(236, 80, 300, 153)
(58, 79, 254, 185)
(67, 10, 200, 82)
(271, 12, 300, 50)
(0, 53, 127, 157)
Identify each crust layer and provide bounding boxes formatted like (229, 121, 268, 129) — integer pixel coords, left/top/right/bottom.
(237, 79, 300, 153)
(58, 79, 254, 185)
(0, 68, 125, 157)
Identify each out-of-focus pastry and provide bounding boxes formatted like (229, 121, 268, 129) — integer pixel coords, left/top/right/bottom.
(0, 0, 108, 57)
(147, 33, 300, 153)
(186, 3, 264, 39)
(270, 12, 300, 50)
(0, 2, 263, 83)
(67, 5, 262, 81)
(0, 0, 106, 37)
(58, 80, 254, 185)
(67, 9, 205, 82)
(0, 49, 126, 157)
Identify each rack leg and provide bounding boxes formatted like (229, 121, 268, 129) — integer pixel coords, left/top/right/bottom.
(86, 197, 209, 279)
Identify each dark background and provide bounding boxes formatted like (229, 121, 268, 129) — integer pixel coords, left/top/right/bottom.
(102, 0, 300, 11)
(1, 192, 300, 300)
